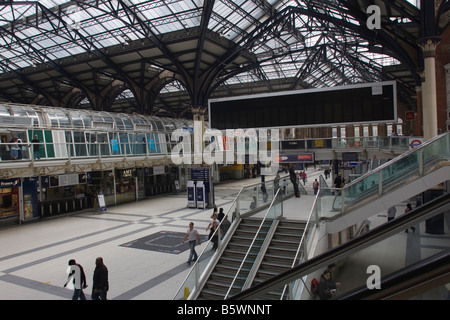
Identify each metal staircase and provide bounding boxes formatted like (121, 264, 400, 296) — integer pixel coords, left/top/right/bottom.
(250, 219, 306, 299)
(198, 218, 270, 299)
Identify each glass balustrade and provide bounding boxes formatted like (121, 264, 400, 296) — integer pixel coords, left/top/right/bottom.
(0, 135, 414, 163)
(233, 132, 450, 300)
(173, 174, 295, 300)
(281, 217, 450, 300)
(224, 189, 285, 299)
(319, 132, 450, 219)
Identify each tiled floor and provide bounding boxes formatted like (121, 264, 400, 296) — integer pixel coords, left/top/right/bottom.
(1, 167, 447, 300)
(0, 169, 324, 300)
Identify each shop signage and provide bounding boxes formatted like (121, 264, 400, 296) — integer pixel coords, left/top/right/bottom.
(405, 111, 415, 121)
(0, 178, 21, 188)
(276, 153, 314, 163)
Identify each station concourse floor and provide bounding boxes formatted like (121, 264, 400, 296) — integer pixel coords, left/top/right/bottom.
(0, 169, 320, 300)
(1, 168, 448, 300)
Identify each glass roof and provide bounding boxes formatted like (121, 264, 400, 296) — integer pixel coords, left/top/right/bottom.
(0, 0, 421, 111)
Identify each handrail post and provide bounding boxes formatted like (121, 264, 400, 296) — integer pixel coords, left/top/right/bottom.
(378, 170, 383, 196)
(418, 149, 423, 177)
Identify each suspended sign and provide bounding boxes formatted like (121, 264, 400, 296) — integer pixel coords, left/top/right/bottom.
(276, 153, 314, 163)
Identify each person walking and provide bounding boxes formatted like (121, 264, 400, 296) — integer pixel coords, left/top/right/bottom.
(183, 222, 201, 265)
(92, 257, 109, 300)
(313, 178, 319, 195)
(64, 259, 87, 300)
(387, 206, 396, 222)
(217, 207, 225, 222)
(301, 171, 307, 186)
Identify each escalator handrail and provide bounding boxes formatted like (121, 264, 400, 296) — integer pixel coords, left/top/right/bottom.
(224, 188, 284, 299)
(337, 248, 450, 300)
(338, 132, 449, 190)
(229, 192, 450, 300)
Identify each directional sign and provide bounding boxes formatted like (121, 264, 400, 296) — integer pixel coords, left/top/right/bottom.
(409, 138, 423, 150)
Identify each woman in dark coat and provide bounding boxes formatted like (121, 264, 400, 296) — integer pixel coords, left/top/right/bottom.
(318, 269, 337, 300)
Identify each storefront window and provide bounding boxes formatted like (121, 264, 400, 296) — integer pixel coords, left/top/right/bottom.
(0, 187, 18, 219)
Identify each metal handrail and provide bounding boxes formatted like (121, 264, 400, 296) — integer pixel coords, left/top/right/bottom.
(279, 187, 320, 299)
(230, 192, 450, 300)
(318, 132, 450, 220)
(173, 174, 291, 300)
(224, 187, 284, 299)
(341, 132, 449, 188)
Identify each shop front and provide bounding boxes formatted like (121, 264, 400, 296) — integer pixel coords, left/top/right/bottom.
(0, 178, 20, 223)
(115, 168, 136, 204)
(143, 166, 176, 197)
(0, 177, 39, 224)
(40, 173, 88, 216)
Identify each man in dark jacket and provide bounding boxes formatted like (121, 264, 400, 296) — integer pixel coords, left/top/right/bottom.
(92, 257, 109, 300)
(288, 165, 300, 197)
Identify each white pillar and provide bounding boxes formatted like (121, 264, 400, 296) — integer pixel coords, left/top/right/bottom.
(419, 38, 440, 141)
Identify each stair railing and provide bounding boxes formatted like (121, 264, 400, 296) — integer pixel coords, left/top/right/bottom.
(224, 187, 287, 299)
(173, 174, 292, 300)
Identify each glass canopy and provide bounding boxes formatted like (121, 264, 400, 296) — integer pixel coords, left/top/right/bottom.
(0, 0, 422, 112)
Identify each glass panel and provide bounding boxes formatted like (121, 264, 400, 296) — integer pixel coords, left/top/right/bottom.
(132, 133, 147, 155)
(283, 219, 450, 300)
(148, 133, 156, 154)
(122, 117, 133, 130)
(57, 112, 71, 128)
(65, 131, 74, 157)
(422, 133, 450, 175)
(43, 130, 54, 158)
(27, 130, 44, 159)
(97, 133, 110, 156)
(73, 131, 87, 157)
(86, 132, 97, 156)
(174, 174, 293, 300)
(81, 115, 92, 128)
(71, 113, 84, 128)
(114, 116, 124, 130)
(226, 190, 284, 298)
(154, 134, 161, 154)
(119, 132, 130, 155)
(110, 132, 120, 155)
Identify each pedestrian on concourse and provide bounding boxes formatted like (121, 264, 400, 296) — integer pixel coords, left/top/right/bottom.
(313, 178, 319, 195)
(92, 257, 109, 300)
(183, 222, 201, 265)
(217, 207, 225, 222)
(64, 259, 87, 300)
(387, 206, 396, 222)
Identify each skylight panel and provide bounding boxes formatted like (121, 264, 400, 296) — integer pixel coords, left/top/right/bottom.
(214, 2, 233, 18)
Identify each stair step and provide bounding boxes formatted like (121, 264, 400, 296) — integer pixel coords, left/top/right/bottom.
(264, 252, 296, 262)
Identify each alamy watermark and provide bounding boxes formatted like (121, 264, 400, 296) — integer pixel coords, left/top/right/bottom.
(170, 122, 280, 175)
(366, 265, 381, 290)
(366, 5, 381, 30)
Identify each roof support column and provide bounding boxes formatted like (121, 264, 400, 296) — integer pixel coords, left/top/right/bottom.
(418, 38, 440, 141)
(191, 106, 206, 165)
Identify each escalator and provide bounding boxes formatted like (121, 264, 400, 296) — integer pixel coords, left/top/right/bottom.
(321, 132, 450, 233)
(230, 192, 450, 300)
(337, 249, 450, 300)
(198, 217, 271, 299)
(175, 133, 450, 300)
